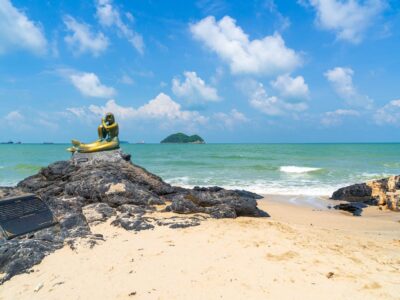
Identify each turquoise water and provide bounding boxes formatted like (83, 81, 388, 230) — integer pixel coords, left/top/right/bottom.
(1, 143, 399, 196)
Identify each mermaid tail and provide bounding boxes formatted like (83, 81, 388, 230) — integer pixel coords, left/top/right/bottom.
(75, 139, 119, 153)
(67, 138, 119, 153)
(67, 146, 77, 153)
(71, 139, 81, 146)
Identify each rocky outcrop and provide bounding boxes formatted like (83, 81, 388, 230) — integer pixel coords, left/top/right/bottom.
(0, 150, 267, 283)
(331, 175, 400, 214)
(331, 183, 373, 203)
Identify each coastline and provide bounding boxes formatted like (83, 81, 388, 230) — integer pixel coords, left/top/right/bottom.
(2, 143, 400, 195)
(1, 196, 399, 300)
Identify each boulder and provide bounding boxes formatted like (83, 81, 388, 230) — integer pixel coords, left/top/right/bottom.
(82, 203, 116, 224)
(0, 150, 267, 283)
(331, 183, 373, 202)
(333, 202, 368, 216)
(331, 175, 400, 212)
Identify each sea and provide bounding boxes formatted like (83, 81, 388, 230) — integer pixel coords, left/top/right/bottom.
(0, 143, 399, 197)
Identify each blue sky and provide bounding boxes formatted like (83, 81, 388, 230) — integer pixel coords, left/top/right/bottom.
(0, 0, 399, 143)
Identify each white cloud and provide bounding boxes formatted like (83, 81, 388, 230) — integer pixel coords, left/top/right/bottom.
(271, 74, 309, 99)
(172, 71, 219, 102)
(3, 110, 33, 131)
(374, 99, 400, 126)
(96, 0, 144, 54)
(190, 16, 301, 75)
(246, 81, 308, 116)
(72, 93, 208, 125)
(321, 109, 360, 126)
(307, 0, 386, 43)
(264, 0, 291, 31)
(249, 86, 282, 116)
(214, 109, 248, 128)
(324, 67, 373, 108)
(66, 107, 87, 118)
(3, 110, 60, 131)
(36, 117, 58, 130)
(4, 110, 24, 122)
(89, 99, 135, 120)
(64, 15, 108, 56)
(0, 0, 47, 54)
(69, 72, 116, 98)
(120, 74, 134, 85)
(196, 0, 228, 15)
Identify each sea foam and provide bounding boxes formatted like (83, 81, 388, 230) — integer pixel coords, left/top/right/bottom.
(279, 166, 322, 174)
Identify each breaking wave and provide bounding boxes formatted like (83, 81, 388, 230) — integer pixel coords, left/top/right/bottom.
(279, 166, 322, 174)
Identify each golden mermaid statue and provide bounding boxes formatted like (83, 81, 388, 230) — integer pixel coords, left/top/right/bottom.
(67, 112, 120, 153)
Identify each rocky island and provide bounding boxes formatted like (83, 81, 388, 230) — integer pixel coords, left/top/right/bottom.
(160, 133, 205, 144)
(0, 150, 266, 284)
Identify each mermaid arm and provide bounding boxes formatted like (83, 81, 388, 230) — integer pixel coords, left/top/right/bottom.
(101, 119, 118, 131)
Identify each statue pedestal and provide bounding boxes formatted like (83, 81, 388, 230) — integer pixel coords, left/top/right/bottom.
(71, 149, 131, 166)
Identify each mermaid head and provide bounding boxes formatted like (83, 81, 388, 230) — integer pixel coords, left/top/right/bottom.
(105, 112, 115, 125)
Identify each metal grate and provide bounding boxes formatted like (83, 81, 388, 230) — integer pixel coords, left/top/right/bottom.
(0, 194, 57, 240)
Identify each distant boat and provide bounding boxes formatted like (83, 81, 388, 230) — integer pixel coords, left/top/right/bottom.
(135, 141, 145, 144)
(43, 142, 54, 144)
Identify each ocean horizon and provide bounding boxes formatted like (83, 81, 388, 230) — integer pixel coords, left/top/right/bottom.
(1, 143, 399, 196)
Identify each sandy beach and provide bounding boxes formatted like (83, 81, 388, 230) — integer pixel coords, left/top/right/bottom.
(1, 196, 399, 300)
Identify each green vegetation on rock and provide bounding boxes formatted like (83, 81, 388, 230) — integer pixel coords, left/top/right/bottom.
(160, 133, 205, 144)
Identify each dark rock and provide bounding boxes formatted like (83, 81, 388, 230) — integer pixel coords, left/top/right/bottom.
(169, 222, 200, 229)
(155, 215, 205, 229)
(111, 214, 154, 231)
(0, 226, 63, 284)
(0, 187, 25, 199)
(117, 204, 148, 215)
(0, 149, 268, 283)
(206, 205, 237, 219)
(165, 197, 205, 214)
(331, 183, 373, 202)
(333, 202, 368, 216)
(156, 217, 203, 229)
(165, 187, 265, 217)
(82, 203, 116, 224)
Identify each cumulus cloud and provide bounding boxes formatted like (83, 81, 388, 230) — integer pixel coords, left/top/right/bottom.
(96, 0, 144, 54)
(4, 110, 24, 122)
(64, 15, 109, 56)
(374, 99, 400, 126)
(324, 67, 373, 108)
(271, 74, 309, 99)
(0, 0, 47, 54)
(68, 93, 208, 126)
(321, 109, 360, 126)
(214, 109, 248, 128)
(69, 72, 116, 98)
(172, 71, 219, 102)
(306, 0, 386, 43)
(190, 16, 301, 75)
(244, 80, 308, 116)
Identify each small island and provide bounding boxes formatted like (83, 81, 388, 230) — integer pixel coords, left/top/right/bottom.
(160, 133, 205, 144)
